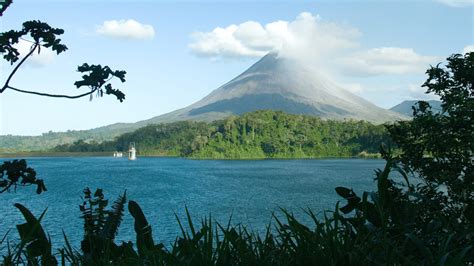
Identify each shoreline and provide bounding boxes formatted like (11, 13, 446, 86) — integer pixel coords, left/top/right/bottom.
(0, 151, 112, 158)
(0, 151, 382, 160)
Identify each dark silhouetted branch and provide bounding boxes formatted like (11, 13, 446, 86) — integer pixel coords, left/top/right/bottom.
(7, 85, 97, 99)
(0, 43, 38, 93)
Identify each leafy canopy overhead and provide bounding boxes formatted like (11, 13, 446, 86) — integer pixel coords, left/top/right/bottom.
(0, 0, 12, 16)
(0, 159, 47, 194)
(0, 20, 67, 64)
(0, 4, 128, 196)
(0, 20, 127, 101)
(75, 63, 127, 102)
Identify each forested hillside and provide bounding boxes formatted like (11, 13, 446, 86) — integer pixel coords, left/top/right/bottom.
(55, 110, 392, 159)
(0, 127, 132, 153)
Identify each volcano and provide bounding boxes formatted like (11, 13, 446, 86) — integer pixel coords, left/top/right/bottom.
(141, 53, 406, 125)
(0, 53, 409, 151)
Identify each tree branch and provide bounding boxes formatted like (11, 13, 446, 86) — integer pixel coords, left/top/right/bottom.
(0, 182, 13, 194)
(6, 85, 98, 99)
(0, 42, 38, 93)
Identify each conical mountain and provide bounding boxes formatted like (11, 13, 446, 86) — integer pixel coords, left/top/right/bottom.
(142, 53, 406, 125)
(0, 53, 408, 152)
(390, 100, 442, 117)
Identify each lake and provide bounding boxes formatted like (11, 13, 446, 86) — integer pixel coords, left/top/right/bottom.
(0, 157, 386, 250)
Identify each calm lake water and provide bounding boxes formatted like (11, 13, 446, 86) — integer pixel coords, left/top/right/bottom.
(0, 157, 386, 249)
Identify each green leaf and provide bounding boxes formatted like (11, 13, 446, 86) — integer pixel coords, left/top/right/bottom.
(335, 187, 352, 199)
(128, 200, 154, 254)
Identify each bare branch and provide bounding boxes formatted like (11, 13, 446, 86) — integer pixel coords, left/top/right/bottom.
(0, 43, 38, 93)
(0, 21, 125, 101)
(0, 183, 13, 194)
(7, 85, 98, 99)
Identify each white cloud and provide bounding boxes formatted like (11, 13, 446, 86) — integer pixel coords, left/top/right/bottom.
(96, 19, 155, 40)
(189, 12, 438, 77)
(15, 39, 54, 67)
(407, 84, 439, 100)
(337, 82, 365, 94)
(337, 47, 438, 76)
(436, 0, 474, 7)
(189, 12, 360, 60)
(463, 45, 474, 54)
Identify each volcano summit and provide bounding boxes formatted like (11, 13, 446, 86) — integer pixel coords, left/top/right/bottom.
(142, 53, 406, 125)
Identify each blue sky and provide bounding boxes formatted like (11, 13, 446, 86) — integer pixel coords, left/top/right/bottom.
(0, 0, 472, 135)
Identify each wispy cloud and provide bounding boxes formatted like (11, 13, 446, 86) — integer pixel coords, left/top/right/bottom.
(406, 84, 440, 100)
(336, 82, 365, 93)
(189, 12, 438, 77)
(337, 47, 439, 77)
(463, 45, 474, 54)
(96, 19, 155, 40)
(436, 0, 474, 7)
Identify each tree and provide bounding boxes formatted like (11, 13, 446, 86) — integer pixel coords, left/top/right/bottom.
(0, 4, 127, 194)
(388, 52, 473, 222)
(335, 52, 473, 263)
(0, 21, 126, 101)
(0, 0, 12, 16)
(0, 159, 47, 194)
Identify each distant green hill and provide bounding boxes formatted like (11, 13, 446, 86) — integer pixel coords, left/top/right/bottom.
(0, 125, 136, 153)
(54, 110, 393, 159)
(390, 100, 442, 117)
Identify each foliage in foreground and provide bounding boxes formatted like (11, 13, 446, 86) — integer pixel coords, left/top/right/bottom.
(2, 150, 472, 265)
(0, 159, 47, 195)
(1, 54, 472, 264)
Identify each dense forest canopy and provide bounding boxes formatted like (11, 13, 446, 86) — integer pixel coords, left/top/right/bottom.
(55, 110, 392, 159)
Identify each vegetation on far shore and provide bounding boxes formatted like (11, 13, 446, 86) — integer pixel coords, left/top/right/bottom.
(0, 130, 129, 154)
(0, 151, 382, 160)
(0, 151, 114, 158)
(53, 110, 392, 160)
